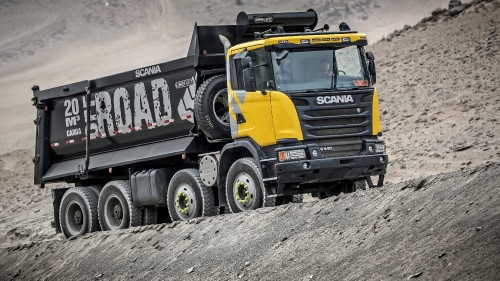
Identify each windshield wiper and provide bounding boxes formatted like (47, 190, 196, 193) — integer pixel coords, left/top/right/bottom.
(304, 89, 326, 93)
(331, 51, 338, 90)
(336, 87, 362, 90)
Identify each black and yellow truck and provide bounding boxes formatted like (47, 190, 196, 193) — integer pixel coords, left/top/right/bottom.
(31, 9, 387, 238)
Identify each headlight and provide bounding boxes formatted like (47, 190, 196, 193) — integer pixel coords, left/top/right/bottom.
(278, 149, 307, 162)
(375, 143, 385, 153)
(311, 149, 319, 157)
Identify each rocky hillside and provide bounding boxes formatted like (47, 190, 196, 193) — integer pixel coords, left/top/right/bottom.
(1, 162, 499, 280)
(369, 0, 500, 182)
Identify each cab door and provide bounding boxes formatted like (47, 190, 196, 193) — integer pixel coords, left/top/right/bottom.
(228, 48, 276, 147)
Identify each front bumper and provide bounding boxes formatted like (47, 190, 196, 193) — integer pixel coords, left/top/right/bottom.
(275, 154, 388, 184)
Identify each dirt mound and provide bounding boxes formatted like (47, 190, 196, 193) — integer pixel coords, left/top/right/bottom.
(1, 162, 499, 280)
(0, 150, 55, 246)
(369, 0, 500, 182)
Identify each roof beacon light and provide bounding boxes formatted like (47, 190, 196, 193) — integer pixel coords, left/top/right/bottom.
(339, 22, 351, 31)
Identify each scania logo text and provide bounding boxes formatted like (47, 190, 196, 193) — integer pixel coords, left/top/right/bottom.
(135, 65, 162, 78)
(316, 95, 354, 105)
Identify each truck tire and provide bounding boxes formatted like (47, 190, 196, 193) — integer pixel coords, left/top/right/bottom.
(143, 207, 158, 225)
(167, 169, 218, 221)
(59, 187, 99, 239)
(225, 157, 276, 213)
(98, 180, 142, 231)
(194, 75, 230, 139)
(87, 185, 103, 199)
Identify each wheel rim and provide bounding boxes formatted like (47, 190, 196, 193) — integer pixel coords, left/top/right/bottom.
(104, 194, 126, 229)
(232, 172, 257, 211)
(212, 89, 229, 126)
(174, 183, 197, 220)
(65, 200, 85, 236)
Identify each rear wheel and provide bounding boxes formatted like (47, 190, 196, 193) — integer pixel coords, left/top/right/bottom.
(98, 181, 142, 231)
(225, 158, 275, 213)
(59, 187, 99, 238)
(87, 185, 103, 200)
(194, 75, 230, 139)
(167, 169, 217, 221)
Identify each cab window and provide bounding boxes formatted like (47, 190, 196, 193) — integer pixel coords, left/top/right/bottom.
(232, 48, 269, 90)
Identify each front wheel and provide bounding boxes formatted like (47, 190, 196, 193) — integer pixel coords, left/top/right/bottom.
(225, 158, 275, 213)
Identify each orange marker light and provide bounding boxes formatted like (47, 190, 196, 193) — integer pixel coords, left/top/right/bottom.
(278, 151, 286, 162)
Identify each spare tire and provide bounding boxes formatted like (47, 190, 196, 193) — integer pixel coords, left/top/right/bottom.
(194, 75, 231, 139)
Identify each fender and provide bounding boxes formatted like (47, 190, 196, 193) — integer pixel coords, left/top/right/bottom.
(217, 138, 269, 207)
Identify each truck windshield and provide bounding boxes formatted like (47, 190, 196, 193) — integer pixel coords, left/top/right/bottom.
(271, 46, 369, 92)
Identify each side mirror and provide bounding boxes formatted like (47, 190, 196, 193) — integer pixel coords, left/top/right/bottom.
(241, 57, 253, 68)
(366, 51, 375, 61)
(241, 56, 256, 92)
(368, 61, 376, 84)
(242, 68, 256, 92)
(365, 51, 376, 84)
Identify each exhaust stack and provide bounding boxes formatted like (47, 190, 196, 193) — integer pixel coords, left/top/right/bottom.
(219, 35, 232, 56)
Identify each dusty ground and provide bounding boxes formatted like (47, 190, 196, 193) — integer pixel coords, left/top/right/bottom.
(1, 162, 499, 280)
(0, 150, 54, 246)
(370, 0, 500, 182)
(0, 0, 499, 280)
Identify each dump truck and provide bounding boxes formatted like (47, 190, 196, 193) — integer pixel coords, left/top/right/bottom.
(31, 9, 388, 238)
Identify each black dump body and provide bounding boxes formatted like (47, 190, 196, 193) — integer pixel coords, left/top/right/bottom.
(32, 10, 319, 185)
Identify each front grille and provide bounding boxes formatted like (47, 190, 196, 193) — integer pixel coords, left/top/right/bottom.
(309, 127, 366, 136)
(305, 108, 359, 117)
(291, 89, 374, 140)
(305, 117, 366, 127)
(304, 137, 363, 157)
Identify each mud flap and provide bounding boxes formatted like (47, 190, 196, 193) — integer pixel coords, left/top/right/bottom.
(51, 188, 69, 234)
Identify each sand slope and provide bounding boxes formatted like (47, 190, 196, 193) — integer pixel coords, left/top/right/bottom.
(1, 162, 499, 280)
(369, 0, 500, 181)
